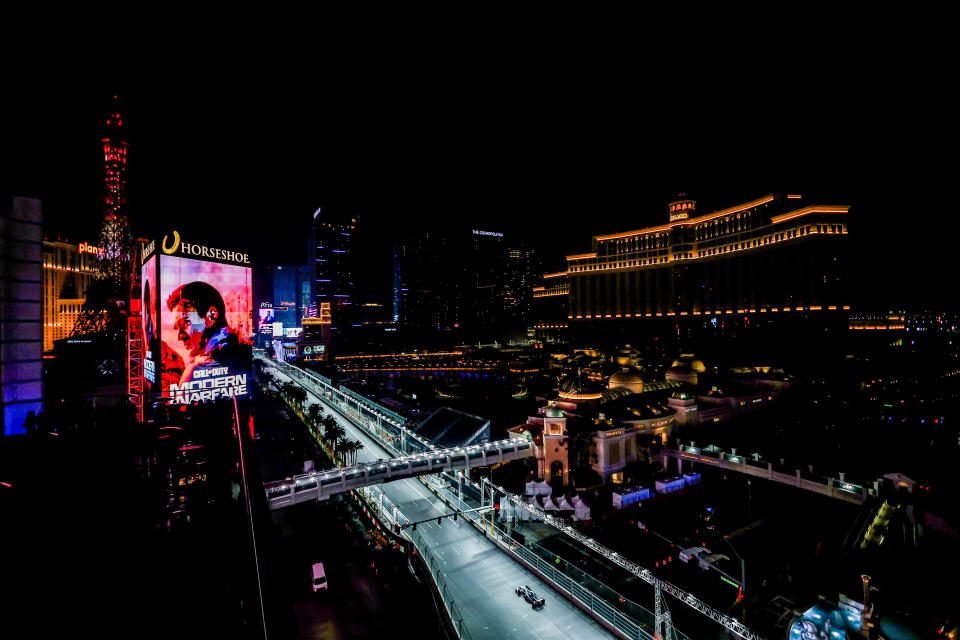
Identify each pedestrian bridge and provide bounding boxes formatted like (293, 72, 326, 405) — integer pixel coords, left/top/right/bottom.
(265, 438, 534, 508)
(661, 444, 872, 505)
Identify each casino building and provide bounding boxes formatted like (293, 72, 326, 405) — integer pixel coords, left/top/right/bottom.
(41, 239, 100, 352)
(535, 193, 849, 328)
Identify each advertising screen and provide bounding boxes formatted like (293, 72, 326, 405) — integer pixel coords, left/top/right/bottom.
(258, 307, 275, 334)
(158, 254, 253, 404)
(141, 255, 158, 385)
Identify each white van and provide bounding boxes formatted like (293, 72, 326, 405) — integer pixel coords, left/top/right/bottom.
(311, 562, 328, 591)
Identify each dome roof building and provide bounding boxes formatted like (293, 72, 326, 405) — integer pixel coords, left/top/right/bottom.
(614, 345, 642, 367)
(558, 370, 604, 402)
(665, 363, 698, 385)
(671, 354, 706, 373)
(545, 403, 565, 418)
(608, 367, 644, 394)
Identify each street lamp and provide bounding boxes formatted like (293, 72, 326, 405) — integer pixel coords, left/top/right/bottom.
(722, 534, 746, 621)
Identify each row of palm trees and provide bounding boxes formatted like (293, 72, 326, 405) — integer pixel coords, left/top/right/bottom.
(305, 403, 364, 466)
(257, 364, 364, 467)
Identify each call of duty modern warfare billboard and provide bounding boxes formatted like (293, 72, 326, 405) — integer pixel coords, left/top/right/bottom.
(141, 231, 253, 405)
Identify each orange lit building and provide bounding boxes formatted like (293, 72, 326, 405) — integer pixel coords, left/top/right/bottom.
(536, 193, 850, 324)
(41, 239, 99, 352)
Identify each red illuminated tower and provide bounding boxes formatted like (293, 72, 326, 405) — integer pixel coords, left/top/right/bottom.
(97, 94, 133, 284)
(72, 95, 134, 337)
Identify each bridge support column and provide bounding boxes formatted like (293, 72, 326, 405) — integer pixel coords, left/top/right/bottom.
(654, 579, 662, 639)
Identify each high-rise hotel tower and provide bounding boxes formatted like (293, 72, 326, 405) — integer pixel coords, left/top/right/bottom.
(535, 193, 849, 327)
(308, 207, 356, 330)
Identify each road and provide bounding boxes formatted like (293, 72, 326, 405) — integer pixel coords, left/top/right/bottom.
(266, 364, 616, 640)
(252, 387, 445, 640)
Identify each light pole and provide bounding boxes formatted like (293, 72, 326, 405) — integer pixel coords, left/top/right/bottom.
(723, 534, 746, 622)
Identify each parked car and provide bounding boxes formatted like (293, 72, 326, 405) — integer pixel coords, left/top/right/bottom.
(515, 584, 545, 607)
(311, 562, 328, 591)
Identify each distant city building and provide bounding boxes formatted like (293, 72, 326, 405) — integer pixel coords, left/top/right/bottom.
(391, 241, 403, 323)
(395, 227, 529, 333)
(532, 270, 570, 339)
(2, 196, 44, 435)
(848, 312, 905, 331)
(41, 239, 99, 351)
(505, 245, 538, 325)
(309, 207, 355, 330)
(535, 193, 849, 327)
(296, 303, 333, 362)
(268, 264, 311, 329)
(357, 301, 390, 326)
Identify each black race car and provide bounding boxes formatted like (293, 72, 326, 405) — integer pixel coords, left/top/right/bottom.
(515, 584, 545, 607)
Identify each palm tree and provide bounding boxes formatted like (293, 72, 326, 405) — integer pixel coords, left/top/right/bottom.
(289, 385, 307, 413)
(306, 403, 323, 431)
(344, 439, 364, 466)
(260, 371, 276, 394)
(323, 419, 347, 462)
(320, 415, 339, 439)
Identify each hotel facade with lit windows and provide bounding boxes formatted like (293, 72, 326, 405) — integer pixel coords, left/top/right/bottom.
(42, 239, 99, 352)
(535, 193, 849, 326)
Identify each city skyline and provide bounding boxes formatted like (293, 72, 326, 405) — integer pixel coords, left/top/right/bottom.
(4, 27, 958, 639)
(2, 66, 951, 309)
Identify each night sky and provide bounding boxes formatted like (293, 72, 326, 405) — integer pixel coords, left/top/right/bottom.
(3, 52, 952, 309)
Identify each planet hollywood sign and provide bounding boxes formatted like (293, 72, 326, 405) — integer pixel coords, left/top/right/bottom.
(78, 241, 106, 257)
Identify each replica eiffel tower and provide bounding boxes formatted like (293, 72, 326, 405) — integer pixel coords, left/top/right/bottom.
(71, 95, 134, 337)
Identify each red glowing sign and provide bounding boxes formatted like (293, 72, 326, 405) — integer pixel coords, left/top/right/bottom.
(78, 241, 105, 257)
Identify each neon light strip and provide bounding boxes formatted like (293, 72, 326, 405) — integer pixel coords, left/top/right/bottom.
(566, 219, 846, 274)
(770, 206, 849, 224)
(594, 195, 775, 241)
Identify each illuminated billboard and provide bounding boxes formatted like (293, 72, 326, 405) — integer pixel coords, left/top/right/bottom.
(141, 255, 158, 384)
(141, 231, 253, 405)
(259, 306, 275, 334)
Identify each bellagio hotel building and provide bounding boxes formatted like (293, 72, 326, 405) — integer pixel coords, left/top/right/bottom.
(534, 193, 849, 325)
(41, 239, 99, 352)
